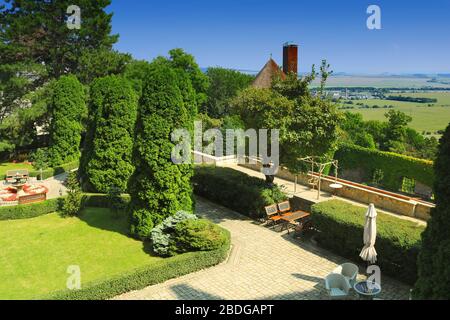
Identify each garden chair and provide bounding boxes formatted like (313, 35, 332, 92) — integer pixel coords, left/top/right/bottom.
(264, 204, 283, 228)
(277, 201, 295, 218)
(325, 273, 352, 300)
(332, 263, 359, 287)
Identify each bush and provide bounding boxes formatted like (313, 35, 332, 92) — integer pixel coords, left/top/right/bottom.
(334, 143, 434, 192)
(44, 234, 230, 300)
(61, 172, 83, 217)
(173, 219, 229, 254)
(0, 197, 64, 220)
(311, 200, 425, 284)
(193, 166, 287, 218)
(150, 211, 198, 257)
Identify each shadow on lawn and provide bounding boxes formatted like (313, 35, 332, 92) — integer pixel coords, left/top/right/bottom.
(75, 207, 159, 257)
(75, 208, 131, 237)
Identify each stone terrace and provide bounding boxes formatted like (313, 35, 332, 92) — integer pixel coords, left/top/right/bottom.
(115, 197, 411, 300)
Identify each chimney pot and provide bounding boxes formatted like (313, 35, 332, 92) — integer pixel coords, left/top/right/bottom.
(283, 43, 298, 75)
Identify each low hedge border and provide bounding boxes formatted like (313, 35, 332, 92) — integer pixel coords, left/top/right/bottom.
(193, 166, 287, 218)
(311, 199, 425, 285)
(41, 229, 231, 300)
(0, 197, 65, 220)
(0, 194, 131, 221)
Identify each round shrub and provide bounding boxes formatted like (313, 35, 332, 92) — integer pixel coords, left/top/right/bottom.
(150, 211, 198, 256)
(172, 219, 229, 254)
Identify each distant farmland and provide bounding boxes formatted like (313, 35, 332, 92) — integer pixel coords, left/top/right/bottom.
(343, 92, 450, 134)
(315, 75, 450, 89)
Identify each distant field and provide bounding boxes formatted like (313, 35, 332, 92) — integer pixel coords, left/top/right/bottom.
(344, 92, 450, 133)
(315, 75, 450, 88)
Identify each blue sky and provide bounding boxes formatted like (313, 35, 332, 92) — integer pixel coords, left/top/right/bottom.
(107, 0, 450, 74)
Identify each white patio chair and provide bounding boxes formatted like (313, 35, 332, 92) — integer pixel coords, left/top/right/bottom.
(325, 273, 352, 299)
(332, 263, 359, 287)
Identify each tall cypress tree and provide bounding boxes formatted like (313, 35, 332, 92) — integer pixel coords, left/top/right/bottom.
(48, 75, 86, 166)
(129, 61, 194, 239)
(80, 75, 138, 193)
(414, 123, 450, 299)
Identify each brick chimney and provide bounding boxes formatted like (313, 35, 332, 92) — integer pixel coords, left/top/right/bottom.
(283, 42, 298, 75)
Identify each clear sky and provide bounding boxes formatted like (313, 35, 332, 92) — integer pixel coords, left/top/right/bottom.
(107, 0, 450, 74)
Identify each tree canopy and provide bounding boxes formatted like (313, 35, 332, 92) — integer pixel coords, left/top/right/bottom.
(231, 69, 341, 173)
(0, 0, 118, 155)
(414, 123, 450, 299)
(0, 0, 118, 78)
(205, 67, 254, 118)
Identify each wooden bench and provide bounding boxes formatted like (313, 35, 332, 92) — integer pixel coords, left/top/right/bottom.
(6, 169, 30, 184)
(264, 201, 297, 228)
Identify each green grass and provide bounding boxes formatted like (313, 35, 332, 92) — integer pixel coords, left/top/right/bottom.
(0, 162, 34, 178)
(0, 208, 162, 300)
(344, 92, 450, 133)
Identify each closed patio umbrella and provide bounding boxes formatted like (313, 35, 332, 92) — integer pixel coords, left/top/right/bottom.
(359, 204, 378, 264)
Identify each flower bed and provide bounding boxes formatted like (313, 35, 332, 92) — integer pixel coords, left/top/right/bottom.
(0, 184, 49, 203)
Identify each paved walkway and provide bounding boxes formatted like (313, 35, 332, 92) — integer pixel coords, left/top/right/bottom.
(115, 197, 411, 300)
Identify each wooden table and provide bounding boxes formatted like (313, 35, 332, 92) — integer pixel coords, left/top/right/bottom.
(279, 211, 310, 233)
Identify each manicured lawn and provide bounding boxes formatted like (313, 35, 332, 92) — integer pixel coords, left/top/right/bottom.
(0, 208, 162, 300)
(0, 162, 34, 178)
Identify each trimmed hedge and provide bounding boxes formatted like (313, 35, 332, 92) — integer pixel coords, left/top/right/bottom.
(193, 166, 287, 218)
(29, 161, 79, 180)
(0, 197, 64, 220)
(311, 200, 425, 284)
(0, 194, 130, 220)
(42, 229, 230, 300)
(334, 143, 434, 192)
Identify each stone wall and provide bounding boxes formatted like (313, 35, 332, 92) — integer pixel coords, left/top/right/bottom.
(239, 162, 434, 221)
